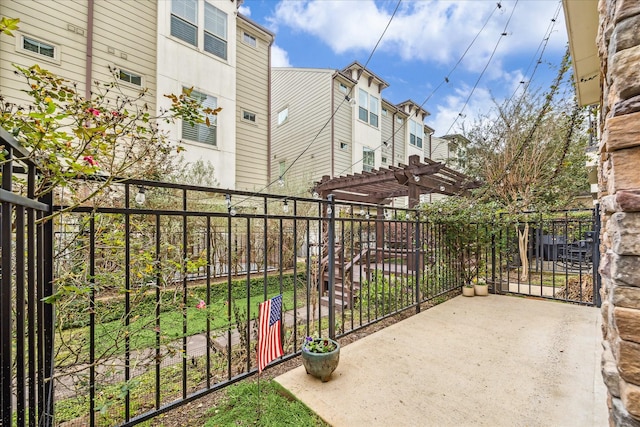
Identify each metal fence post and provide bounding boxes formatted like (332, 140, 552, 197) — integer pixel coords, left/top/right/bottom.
(1, 148, 13, 427)
(41, 191, 55, 426)
(327, 194, 336, 339)
(491, 222, 497, 294)
(414, 213, 421, 313)
(593, 205, 602, 307)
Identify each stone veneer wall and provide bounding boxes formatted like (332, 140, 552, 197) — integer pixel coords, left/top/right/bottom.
(597, 0, 640, 425)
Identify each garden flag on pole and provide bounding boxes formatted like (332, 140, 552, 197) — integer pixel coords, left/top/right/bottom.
(257, 294, 284, 372)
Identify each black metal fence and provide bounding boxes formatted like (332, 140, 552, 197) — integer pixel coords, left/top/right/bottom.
(491, 210, 600, 305)
(1, 129, 600, 426)
(46, 183, 460, 426)
(0, 129, 55, 427)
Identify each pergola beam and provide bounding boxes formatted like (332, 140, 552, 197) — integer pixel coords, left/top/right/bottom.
(314, 155, 481, 205)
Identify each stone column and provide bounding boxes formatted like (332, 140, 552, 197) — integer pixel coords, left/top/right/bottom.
(597, 0, 640, 425)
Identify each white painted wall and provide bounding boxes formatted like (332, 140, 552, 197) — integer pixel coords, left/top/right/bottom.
(352, 75, 382, 173)
(156, 0, 238, 189)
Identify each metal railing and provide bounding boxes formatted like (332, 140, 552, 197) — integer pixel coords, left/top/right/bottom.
(48, 181, 459, 426)
(0, 127, 600, 425)
(0, 129, 55, 427)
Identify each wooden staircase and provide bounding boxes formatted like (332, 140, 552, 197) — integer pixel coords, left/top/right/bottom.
(320, 247, 369, 309)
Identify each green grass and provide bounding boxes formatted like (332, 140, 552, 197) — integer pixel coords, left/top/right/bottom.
(55, 354, 216, 425)
(203, 381, 327, 427)
(56, 288, 303, 365)
(55, 361, 327, 426)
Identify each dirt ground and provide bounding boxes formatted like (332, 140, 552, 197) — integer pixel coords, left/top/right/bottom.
(150, 307, 421, 427)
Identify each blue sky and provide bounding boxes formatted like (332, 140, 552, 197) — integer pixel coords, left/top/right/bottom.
(239, 0, 569, 136)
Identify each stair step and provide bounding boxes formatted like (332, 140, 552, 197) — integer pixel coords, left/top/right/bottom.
(335, 284, 360, 294)
(320, 295, 350, 309)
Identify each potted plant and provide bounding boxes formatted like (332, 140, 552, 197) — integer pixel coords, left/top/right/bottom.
(473, 277, 489, 296)
(301, 336, 340, 382)
(462, 283, 475, 297)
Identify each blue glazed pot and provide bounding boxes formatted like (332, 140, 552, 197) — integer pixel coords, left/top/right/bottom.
(301, 338, 340, 382)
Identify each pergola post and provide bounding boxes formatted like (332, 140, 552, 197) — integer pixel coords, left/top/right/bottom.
(376, 206, 384, 263)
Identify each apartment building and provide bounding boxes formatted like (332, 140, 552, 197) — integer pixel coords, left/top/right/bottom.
(1, 0, 158, 108)
(270, 61, 435, 188)
(1, 0, 273, 191)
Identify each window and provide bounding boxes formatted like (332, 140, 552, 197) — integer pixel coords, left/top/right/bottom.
(382, 156, 387, 164)
(204, 3, 227, 59)
(358, 89, 368, 122)
(340, 142, 348, 150)
(277, 107, 288, 125)
(382, 107, 388, 117)
(118, 69, 142, 86)
(409, 119, 424, 149)
(20, 35, 57, 60)
(363, 148, 375, 172)
(182, 88, 217, 145)
(243, 32, 257, 47)
(396, 116, 403, 124)
(279, 160, 286, 176)
(339, 83, 348, 94)
(358, 89, 379, 127)
(370, 95, 379, 127)
(170, 0, 227, 60)
(171, 0, 198, 46)
(242, 110, 256, 122)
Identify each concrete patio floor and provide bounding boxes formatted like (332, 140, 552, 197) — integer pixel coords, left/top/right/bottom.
(275, 295, 608, 427)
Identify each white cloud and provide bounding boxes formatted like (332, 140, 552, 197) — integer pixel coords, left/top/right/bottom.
(426, 84, 498, 137)
(238, 5, 251, 16)
(264, 0, 567, 137)
(269, 0, 566, 78)
(271, 44, 291, 67)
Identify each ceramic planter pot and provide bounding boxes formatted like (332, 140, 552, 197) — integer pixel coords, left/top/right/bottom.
(301, 338, 340, 382)
(462, 286, 475, 297)
(474, 284, 489, 296)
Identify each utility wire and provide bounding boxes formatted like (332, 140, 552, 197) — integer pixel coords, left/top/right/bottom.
(230, 0, 403, 209)
(280, 0, 557, 205)
(429, 0, 561, 155)
(473, 46, 572, 202)
(331, 1, 504, 180)
(440, 0, 519, 137)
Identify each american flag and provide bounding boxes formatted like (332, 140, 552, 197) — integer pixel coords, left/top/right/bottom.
(257, 294, 284, 372)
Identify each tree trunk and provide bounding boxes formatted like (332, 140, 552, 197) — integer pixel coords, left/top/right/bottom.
(517, 223, 529, 282)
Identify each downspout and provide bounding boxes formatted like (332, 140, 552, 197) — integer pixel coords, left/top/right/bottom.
(267, 37, 273, 184)
(85, 0, 95, 99)
(330, 73, 335, 178)
(391, 111, 396, 166)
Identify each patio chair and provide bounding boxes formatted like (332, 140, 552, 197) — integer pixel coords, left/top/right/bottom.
(556, 232, 594, 268)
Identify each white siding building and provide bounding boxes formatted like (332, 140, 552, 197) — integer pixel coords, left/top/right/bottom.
(1, 0, 273, 191)
(271, 62, 435, 189)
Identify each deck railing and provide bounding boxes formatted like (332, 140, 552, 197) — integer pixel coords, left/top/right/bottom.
(0, 133, 599, 425)
(0, 129, 55, 427)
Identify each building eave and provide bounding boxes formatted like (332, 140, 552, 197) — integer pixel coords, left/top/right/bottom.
(562, 0, 600, 106)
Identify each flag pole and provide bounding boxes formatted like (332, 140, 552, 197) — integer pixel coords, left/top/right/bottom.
(257, 299, 263, 421)
(257, 369, 262, 419)
(257, 300, 262, 421)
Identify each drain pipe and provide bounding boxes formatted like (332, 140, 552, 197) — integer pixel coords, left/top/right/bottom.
(85, 0, 94, 99)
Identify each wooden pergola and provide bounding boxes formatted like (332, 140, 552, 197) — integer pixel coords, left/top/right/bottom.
(313, 155, 481, 208)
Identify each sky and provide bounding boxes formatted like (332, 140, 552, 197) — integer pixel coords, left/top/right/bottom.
(238, 0, 569, 137)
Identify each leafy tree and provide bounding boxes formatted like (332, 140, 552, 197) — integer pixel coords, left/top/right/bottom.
(453, 49, 589, 280)
(1, 64, 219, 208)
